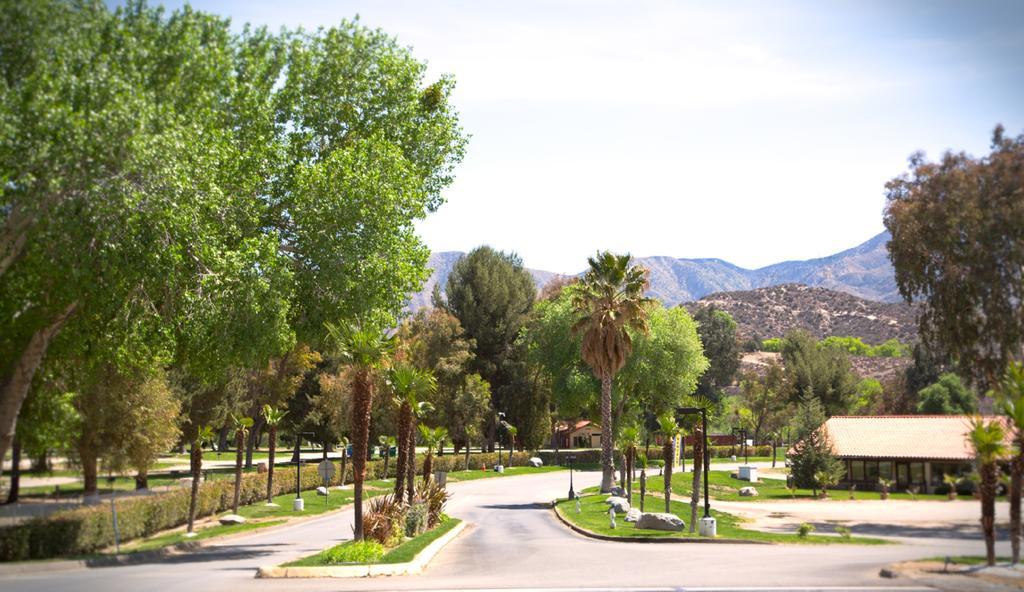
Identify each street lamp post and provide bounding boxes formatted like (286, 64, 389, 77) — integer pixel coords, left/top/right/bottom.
(293, 431, 316, 511)
(677, 406, 712, 535)
(567, 455, 577, 499)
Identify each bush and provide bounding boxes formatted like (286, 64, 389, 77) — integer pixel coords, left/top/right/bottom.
(416, 480, 449, 528)
(835, 525, 851, 539)
(363, 494, 404, 548)
(322, 540, 384, 564)
(404, 503, 428, 538)
(797, 522, 815, 538)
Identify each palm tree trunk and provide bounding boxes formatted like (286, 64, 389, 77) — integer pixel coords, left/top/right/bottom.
(464, 437, 471, 470)
(383, 448, 390, 480)
(600, 375, 614, 492)
(394, 403, 410, 497)
(187, 440, 202, 533)
(625, 447, 633, 504)
(351, 368, 375, 540)
(406, 425, 416, 504)
(423, 451, 433, 486)
(266, 426, 277, 504)
(982, 460, 998, 566)
(232, 430, 244, 514)
(663, 441, 673, 513)
(640, 468, 646, 511)
(1012, 450, 1022, 564)
(340, 448, 347, 487)
(689, 425, 703, 533)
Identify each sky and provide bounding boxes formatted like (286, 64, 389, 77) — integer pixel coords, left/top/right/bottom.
(148, 0, 1024, 273)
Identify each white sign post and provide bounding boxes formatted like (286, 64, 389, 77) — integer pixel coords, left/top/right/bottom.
(317, 460, 336, 508)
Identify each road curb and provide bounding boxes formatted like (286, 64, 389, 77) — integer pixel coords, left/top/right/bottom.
(551, 500, 771, 544)
(256, 519, 468, 578)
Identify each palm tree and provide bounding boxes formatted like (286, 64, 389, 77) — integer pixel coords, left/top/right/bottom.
(968, 416, 1008, 566)
(572, 251, 653, 492)
(379, 435, 397, 480)
(325, 321, 394, 541)
(389, 363, 436, 502)
(418, 425, 449, 485)
(657, 413, 681, 513)
(637, 451, 648, 511)
(683, 396, 713, 533)
(617, 426, 640, 504)
(335, 436, 349, 486)
(230, 414, 254, 514)
(261, 405, 287, 504)
(997, 361, 1024, 564)
(187, 424, 215, 534)
(505, 425, 518, 468)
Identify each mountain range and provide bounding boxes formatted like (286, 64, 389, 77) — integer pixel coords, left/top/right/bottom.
(408, 230, 900, 310)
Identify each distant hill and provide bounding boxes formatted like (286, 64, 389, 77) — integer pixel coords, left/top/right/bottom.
(687, 284, 919, 345)
(409, 231, 901, 311)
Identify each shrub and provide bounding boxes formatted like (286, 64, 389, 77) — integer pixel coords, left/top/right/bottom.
(797, 522, 815, 538)
(363, 494, 405, 548)
(761, 338, 784, 352)
(835, 525, 851, 539)
(416, 480, 449, 528)
(322, 540, 384, 564)
(404, 503, 428, 538)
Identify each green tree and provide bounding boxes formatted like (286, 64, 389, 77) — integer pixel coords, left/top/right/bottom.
(230, 415, 255, 515)
(657, 413, 681, 513)
(781, 331, 857, 415)
(852, 378, 884, 414)
(614, 305, 708, 433)
(326, 321, 395, 540)
(968, 417, 1008, 566)
(789, 395, 842, 495)
(437, 247, 536, 449)
(105, 372, 181, 490)
(691, 306, 740, 402)
(996, 362, 1024, 564)
(572, 252, 653, 493)
(917, 373, 977, 415)
(262, 405, 288, 504)
(885, 126, 1024, 388)
(738, 362, 789, 442)
(388, 363, 436, 501)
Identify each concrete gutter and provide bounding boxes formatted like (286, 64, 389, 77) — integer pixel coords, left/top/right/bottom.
(256, 520, 468, 578)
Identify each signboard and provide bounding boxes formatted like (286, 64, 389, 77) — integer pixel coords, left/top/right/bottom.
(317, 459, 336, 484)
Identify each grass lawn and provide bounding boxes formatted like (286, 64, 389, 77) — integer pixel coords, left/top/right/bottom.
(557, 492, 886, 544)
(661, 470, 969, 502)
(284, 517, 462, 566)
(445, 465, 564, 482)
(926, 555, 1011, 566)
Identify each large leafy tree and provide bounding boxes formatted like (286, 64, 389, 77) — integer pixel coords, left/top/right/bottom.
(572, 252, 653, 493)
(884, 126, 1024, 389)
(690, 305, 741, 403)
(0, 2, 466, 465)
(780, 331, 857, 416)
(737, 362, 790, 443)
(917, 373, 977, 415)
(437, 247, 535, 448)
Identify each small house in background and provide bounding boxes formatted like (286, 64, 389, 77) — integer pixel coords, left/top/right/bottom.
(550, 420, 602, 449)
(817, 415, 1011, 494)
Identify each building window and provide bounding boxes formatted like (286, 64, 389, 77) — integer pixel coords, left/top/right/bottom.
(910, 462, 924, 484)
(865, 461, 879, 481)
(850, 460, 865, 481)
(879, 461, 893, 481)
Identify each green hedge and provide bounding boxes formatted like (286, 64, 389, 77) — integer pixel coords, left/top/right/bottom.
(0, 450, 530, 562)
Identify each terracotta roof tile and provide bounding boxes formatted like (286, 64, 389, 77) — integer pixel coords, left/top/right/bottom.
(822, 415, 1012, 461)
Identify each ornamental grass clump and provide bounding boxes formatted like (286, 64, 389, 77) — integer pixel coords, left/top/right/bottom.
(364, 494, 404, 548)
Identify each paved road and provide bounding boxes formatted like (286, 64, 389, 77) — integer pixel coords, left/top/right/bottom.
(0, 470, 1002, 591)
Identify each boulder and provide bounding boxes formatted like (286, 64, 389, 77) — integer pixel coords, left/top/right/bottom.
(316, 486, 329, 496)
(256, 462, 268, 474)
(739, 486, 759, 497)
(604, 496, 631, 513)
(635, 512, 685, 532)
(624, 508, 642, 523)
(528, 457, 543, 468)
(219, 514, 246, 526)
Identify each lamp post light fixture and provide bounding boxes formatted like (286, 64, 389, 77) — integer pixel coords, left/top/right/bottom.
(677, 406, 713, 536)
(731, 427, 749, 465)
(293, 431, 316, 511)
(567, 455, 577, 499)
